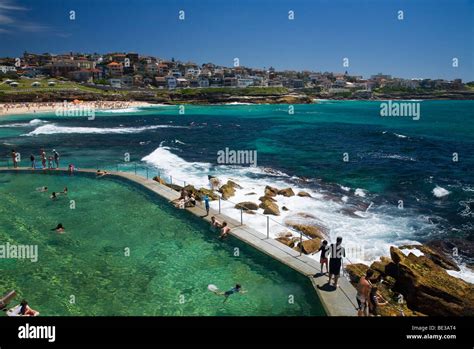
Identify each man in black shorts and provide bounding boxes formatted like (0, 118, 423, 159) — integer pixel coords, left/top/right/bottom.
(328, 236, 345, 287)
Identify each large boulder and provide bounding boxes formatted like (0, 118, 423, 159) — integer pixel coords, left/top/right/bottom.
(278, 188, 295, 197)
(399, 244, 460, 271)
(227, 180, 242, 189)
(264, 185, 279, 197)
(235, 201, 259, 211)
(344, 261, 422, 317)
(390, 246, 474, 316)
(198, 188, 219, 201)
(183, 185, 202, 201)
(297, 191, 312, 197)
(259, 200, 280, 216)
(219, 183, 235, 200)
(285, 221, 328, 240)
(275, 236, 300, 248)
(259, 195, 276, 203)
(296, 238, 321, 254)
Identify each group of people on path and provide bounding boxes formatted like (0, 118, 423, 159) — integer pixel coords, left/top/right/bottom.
(9, 148, 59, 169)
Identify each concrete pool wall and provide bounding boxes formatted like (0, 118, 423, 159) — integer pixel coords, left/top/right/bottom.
(0, 167, 357, 316)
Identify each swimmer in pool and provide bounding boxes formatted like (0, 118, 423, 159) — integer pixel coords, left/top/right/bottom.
(214, 284, 246, 303)
(36, 186, 48, 192)
(210, 216, 222, 230)
(52, 223, 65, 233)
(219, 221, 231, 239)
(50, 192, 58, 200)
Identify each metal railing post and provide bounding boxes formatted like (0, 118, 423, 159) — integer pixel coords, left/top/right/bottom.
(184, 181, 186, 187)
(218, 197, 221, 214)
(299, 230, 303, 256)
(170, 176, 173, 184)
(116, 163, 119, 172)
(146, 167, 149, 179)
(266, 216, 269, 239)
(240, 208, 243, 225)
(134, 163, 137, 175)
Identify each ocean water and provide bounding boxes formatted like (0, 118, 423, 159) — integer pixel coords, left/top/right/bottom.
(0, 172, 323, 316)
(1, 101, 473, 282)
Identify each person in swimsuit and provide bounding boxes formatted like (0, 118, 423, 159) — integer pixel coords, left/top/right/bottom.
(356, 269, 374, 316)
(314, 240, 329, 276)
(19, 300, 39, 316)
(203, 194, 210, 216)
(11, 149, 18, 168)
(210, 216, 221, 231)
(40, 149, 46, 169)
(215, 284, 246, 303)
(219, 221, 231, 239)
(368, 279, 388, 316)
(30, 154, 36, 169)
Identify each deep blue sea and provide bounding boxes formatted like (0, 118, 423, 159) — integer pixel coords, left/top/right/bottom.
(1, 100, 473, 280)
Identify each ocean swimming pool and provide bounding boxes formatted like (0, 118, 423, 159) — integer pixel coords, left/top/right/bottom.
(0, 171, 324, 316)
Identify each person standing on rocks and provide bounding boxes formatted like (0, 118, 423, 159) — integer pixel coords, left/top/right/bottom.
(356, 269, 373, 316)
(328, 236, 345, 288)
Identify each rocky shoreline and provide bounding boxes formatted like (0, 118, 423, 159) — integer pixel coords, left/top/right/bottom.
(1, 88, 473, 104)
(153, 175, 474, 316)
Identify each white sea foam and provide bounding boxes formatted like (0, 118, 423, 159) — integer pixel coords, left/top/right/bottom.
(0, 118, 48, 128)
(400, 248, 425, 257)
(98, 107, 141, 113)
(394, 133, 408, 138)
(447, 264, 474, 284)
(354, 188, 366, 197)
(224, 102, 253, 105)
(23, 124, 187, 136)
(433, 185, 451, 198)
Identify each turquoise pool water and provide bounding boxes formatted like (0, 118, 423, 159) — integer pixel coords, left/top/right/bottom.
(0, 171, 324, 316)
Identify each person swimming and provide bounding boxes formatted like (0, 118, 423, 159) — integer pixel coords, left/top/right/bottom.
(52, 223, 65, 233)
(50, 192, 58, 200)
(62, 187, 68, 195)
(213, 284, 246, 303)
(210, 216, 221, 230)
(36, 186, 48, 192)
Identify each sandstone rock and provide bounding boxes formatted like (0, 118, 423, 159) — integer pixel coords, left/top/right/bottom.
(277, 188, 295, 197)
(152, 176, 166, 185)
(297, 191, 312, 197)
(389, 246, 474, 316)
(399, 244, 460, 271)
(219, 183, 235, 200)
(198, 188, 219, 201)
(275, 236, 299, 248)
(264, 185, 279, 197)
(285, 221, 328, 240)
(183, 185, 202, 200)
(259, 200, 280, 216)
(227, 180, 242, 189)
(259, 195, 276, 202)
(235, 201, 259, 211)
(296, 238, 321, 254)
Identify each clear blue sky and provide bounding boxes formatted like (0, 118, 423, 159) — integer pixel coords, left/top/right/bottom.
(0, 0, 473, 81)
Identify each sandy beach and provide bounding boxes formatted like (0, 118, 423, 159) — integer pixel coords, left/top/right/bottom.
(0, 101, 156, 117)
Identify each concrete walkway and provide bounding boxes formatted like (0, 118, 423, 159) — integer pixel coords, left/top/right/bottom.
(0, 167, 358, 316)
